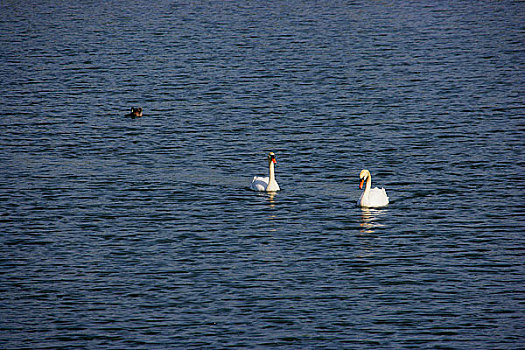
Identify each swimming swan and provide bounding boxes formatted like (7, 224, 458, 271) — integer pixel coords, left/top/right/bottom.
(357, 169, 389, 208)
(250, 152, 280, 192)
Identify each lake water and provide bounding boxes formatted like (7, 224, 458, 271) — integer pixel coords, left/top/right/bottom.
(1, 1, 524, 349)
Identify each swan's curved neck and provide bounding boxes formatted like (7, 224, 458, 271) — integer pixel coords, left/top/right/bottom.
(269, 160, 276, 182)
(364, 174, 372, 195)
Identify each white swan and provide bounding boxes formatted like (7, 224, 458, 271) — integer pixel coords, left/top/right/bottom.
(357, 169, 389, 208)
(250, 152, 280, 192)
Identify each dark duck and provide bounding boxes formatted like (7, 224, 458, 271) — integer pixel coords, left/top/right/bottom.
(126, 107, 143, 118)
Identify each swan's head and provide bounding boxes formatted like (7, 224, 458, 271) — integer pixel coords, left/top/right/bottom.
(359, 169, 370, 189)
(268, 152, 276, 164)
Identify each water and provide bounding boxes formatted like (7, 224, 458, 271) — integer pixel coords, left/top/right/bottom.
(1, 1, 524, 348)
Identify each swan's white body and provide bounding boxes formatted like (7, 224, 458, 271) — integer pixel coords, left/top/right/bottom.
(250, 152, 280, 192)
(357, 169, 389, 208)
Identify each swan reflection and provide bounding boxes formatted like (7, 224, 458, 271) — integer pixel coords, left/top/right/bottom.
(360, 207, 386, 233)
(267, 191, 277, 209)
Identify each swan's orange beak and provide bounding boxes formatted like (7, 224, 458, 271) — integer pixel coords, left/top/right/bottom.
(359, 178, 364, 189)
(268, 152, 277, 164)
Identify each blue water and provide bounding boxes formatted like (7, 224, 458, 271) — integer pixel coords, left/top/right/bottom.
(1, 1, 524, 349)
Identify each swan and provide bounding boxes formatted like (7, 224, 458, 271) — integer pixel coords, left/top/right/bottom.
(250, 152, 280, 192)
(357, 169, 389, 208)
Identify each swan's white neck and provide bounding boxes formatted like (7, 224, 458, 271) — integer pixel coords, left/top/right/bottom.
(359, 172, 372, 206)
(266, 160, 280, 191)
(268, 160, 276, 183)
(364, 174, 372, 196)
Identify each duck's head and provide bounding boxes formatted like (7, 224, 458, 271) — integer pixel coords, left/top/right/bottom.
(268, 152, 276, 164)
(359, 169, 370, 189)
(128, 107, 142, 117)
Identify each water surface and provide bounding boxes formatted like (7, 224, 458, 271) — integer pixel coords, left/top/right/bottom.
(1, 1, 524, 349)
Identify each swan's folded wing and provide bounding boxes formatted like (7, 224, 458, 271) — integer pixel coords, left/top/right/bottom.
(369, 187, 389, 206)
(250, 176, 269, 191)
